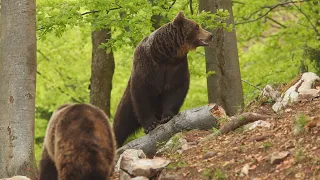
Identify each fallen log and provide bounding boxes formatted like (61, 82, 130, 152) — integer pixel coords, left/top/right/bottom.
(200, 112, 274, 142)
(117, 104, 219, 157)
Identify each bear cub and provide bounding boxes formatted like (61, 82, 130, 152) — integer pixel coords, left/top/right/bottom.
(113, 11, 213, 147)
(39, 104, 116, 180)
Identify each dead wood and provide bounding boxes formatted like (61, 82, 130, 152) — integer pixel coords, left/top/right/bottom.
(117, 104, 219, 157)
(201, 112, 274, 143)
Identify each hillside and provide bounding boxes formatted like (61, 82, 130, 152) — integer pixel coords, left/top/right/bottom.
(112, 83, 320, 180)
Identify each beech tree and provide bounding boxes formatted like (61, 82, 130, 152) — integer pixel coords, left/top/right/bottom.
(0, 0, 38, 178)
(90, 27, 115, 117)
(199, 0, 244, 115)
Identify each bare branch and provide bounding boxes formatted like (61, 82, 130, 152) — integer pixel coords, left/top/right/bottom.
(266, 17, 287, 28)
(189, 0, 194, 15)
(291, 0, 320, 36)
(169, 0, 177, 10)
(235, 1, 305, 25)
(241, 79, 262, 90)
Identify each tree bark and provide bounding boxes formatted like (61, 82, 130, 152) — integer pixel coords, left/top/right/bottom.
(199, 0, 244, 116)
(90, 28, 115, 117)
(0, 0, 38, 178)
(117, 104, 219, 157)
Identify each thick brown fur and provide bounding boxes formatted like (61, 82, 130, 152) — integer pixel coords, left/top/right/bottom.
(113, 12, 213, 147)
(39, 104, 116, 180)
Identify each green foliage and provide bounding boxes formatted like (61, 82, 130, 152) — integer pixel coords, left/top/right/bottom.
(234, 0, 320, 104)
(293, 113, 308, 135)
(203, 168, 228, 180)
(263, 141, 272, 151)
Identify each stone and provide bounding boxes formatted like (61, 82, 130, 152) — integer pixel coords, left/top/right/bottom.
(298, 89, 320, 101)
(240, 164, 250, 177)
(128, 158, 170, 178)
(202, 151, 217, 159)
(270, 151, 290, 164)
(245, 120, 271, 130)
(119, 169, 132, 180)
(131, 176, 149, 180)
(272, 72, 320, 112)
(0, 176, 31, 180)
(115, 149, 146, 172)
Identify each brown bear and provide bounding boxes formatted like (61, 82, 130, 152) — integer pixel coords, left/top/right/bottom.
(113, 11, 213, 147)
(39, 103, 116, 180)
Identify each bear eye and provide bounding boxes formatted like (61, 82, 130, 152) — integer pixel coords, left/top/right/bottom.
(195, 24, 200, 30)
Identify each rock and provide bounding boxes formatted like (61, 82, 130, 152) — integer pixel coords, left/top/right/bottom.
(270, 151, 290, 164)
(245, 120, 271, 130)
(0, 176, 30, 180)
(128, 158, 170, 177)
(240, 164, 250, 177)
(119, 169, 132, 180)
(272, 72, 320, 112)
(298, 89, 320, 101)
(285, 108, 292, 113)
(202, 151, 217, 159)
(131, 176, 149, 180)
(116, 149, 146, 172)
(261, 85, 282, 101)
(158, 172, 178, 180)
(156, 134, 188, 155)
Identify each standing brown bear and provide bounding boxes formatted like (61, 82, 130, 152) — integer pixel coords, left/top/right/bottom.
(39, 104, 116, 180)
(113, 12, 213, 147)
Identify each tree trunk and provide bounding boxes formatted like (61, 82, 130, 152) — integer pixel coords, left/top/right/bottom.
(0, 0, 38, 178)
(199, 0, 244, 116)
(90, 28, 115, 117)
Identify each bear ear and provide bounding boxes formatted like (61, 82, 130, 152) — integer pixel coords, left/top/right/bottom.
(173, 11, 185, 26)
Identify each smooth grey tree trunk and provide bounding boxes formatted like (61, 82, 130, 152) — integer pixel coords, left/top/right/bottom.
(0, 0, 38, 178)
(199, 0, 244, 116)
(90, 28, 115, 117)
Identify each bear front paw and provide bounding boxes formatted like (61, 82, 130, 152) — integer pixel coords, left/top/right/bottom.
(144, 121, 159, 134)
(160, 116, 173, 124)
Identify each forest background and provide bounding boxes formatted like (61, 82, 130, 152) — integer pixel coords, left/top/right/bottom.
(34, 0, 320, 163)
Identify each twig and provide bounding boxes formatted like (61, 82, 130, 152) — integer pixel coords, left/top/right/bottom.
(266, 17, 287, 28)
(241, 79, 262, 90)
(235, 1, 305, 25)
(168, 0, 176, 10)
(291, 0, 320, 36)
(189, 0, 194, 15)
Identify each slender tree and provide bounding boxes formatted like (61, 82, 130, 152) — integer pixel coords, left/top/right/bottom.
(199, 0, 244, 115)
(90, 27, 115, 117)
(0, 0, 38, 178)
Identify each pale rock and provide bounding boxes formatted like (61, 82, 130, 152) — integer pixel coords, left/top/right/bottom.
(272, 72, 320, 112)
(115, 149, 146, 172)
(131, 176, 149, 180)
(240, 164, 250, 177)
(285, 108, 292, 113)
(156, 135, 188, 155)
(119, 169, 132, 180)
(245, 120, 271, 130)
(158, 172, 178, 180)
(0, 176, 30, 180)
(127, 158, 170, 177)
(298, 89, 320, 101)
(261, 85, 282, 101)
(270, 151, 290, 164)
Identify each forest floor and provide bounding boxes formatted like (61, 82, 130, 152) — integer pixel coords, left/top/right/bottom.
(112, 96, 320, 180)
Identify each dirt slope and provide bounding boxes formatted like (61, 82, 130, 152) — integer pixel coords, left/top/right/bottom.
(159, 99, 320, 180)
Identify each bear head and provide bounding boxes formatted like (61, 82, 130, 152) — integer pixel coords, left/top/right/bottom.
(172, 12, 213, 56)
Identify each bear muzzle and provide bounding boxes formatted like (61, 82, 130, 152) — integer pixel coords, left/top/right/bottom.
(197, 28, 213, 46)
